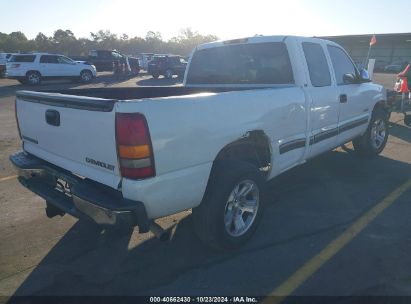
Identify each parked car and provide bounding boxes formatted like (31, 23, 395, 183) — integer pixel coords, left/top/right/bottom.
(374, 59, 390, 72)
(138, 53, 155, 70)
(10, 35, 388, 250)
(6, 53, 97, 85)
(0, 52, 13, 77)
(87, 50, 140, 76)
(384, 61, 409, 73)
(147, 55, 187, 79)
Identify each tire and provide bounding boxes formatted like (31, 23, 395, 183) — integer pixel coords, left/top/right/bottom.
(26, 71, 41, 85)
(165, 69, 173, 79)
(405, 114, 411, 127)
(152, 74, 159, 79)
(192, 161, 265, 250)
(17, 79, 26, 85)
(80, 70, 93, 83)
(353, 107, 389, 157)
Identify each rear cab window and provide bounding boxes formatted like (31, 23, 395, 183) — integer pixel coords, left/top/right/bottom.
(9, 55, 36, 63)
(186, 42, 294, 85)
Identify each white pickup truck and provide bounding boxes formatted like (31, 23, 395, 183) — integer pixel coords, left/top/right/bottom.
(11, 36, 388, 249)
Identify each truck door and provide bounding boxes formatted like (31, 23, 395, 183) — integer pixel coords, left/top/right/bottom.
(326, 45, 371, 145)
(300, 41, 340, 158)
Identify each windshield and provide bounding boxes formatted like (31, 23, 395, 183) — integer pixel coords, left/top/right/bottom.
(186, 42, 294, 85)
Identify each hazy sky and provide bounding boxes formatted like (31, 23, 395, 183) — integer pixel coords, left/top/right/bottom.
(1, 0, 410, 40)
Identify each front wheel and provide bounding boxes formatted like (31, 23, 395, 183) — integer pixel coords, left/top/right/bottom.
(405, 114, 411, 127)
(192, 161, 265, 250)
(152, 74, 159, 79)
(353, 107, 389, 157)
(80, 70, 93, 83)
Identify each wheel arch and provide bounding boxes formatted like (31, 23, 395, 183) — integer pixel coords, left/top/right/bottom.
(80, 69, 92, 75)
(26, 70, 41, 77)
(213, 130, 272, 177)
(373, 99, 390, 120)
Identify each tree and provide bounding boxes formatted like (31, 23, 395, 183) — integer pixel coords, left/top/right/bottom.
(35, 32, 52, 52)
(52, 29, 77, 55)
(9, 31, 27, 41)
(0, 28, 218, 56)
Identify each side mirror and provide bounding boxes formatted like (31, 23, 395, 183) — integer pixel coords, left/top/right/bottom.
(343, 73, 356, 84)
(359, 69, 371, 82)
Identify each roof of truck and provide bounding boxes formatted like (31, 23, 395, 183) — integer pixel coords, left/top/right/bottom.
(196, 35, 338, 51)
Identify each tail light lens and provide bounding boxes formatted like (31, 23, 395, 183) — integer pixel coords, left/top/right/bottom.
(115, 113, 155, 179)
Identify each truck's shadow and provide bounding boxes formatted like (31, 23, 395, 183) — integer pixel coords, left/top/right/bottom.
(9, 149, 411, 297)
(389, 121, 411, 144)
(137, 77, 183, 87)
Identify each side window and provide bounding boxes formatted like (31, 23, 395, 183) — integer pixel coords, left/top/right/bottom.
(89, 50, 98, 57)
(57, 56, 73, 64)
(100, 51, 111, 59)
(10, 55, 36, 62)
(302, 42, 331, 87)
(40, 55, 58, 64)
(327, 45, 357, 85)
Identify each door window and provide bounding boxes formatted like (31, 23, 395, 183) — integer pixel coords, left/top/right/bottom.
(40, 55, 58, 64)
(327, 45, 357, 85)
(57, 56, 74, 64)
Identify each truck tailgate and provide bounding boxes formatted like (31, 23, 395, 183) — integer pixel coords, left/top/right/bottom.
(15, 91, 121, 189)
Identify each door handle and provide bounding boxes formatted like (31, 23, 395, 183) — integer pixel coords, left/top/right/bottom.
(340, 94, 348, 103)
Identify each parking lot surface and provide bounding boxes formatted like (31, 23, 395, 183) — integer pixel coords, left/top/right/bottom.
(0, 73, 410, 300)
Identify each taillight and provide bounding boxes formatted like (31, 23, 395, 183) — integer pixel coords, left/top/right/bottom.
(11, 64, 20, 68)
(14, 100, 22, 139)
(115, 113, 155, 179)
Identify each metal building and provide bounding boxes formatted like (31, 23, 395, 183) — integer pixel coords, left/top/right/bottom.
(321, 33, 411, 71)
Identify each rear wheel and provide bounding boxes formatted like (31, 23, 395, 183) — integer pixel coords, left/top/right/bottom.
(192, 161, 265, 250)
(26, 71, 41, 85)
(353, 107, 389, 157)
(152, 73, 159, 79)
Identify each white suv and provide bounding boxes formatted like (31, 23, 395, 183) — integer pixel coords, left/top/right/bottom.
(6, 53, 97, 85)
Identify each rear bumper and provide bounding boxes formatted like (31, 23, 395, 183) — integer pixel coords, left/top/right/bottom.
(10, 151, 150, 232)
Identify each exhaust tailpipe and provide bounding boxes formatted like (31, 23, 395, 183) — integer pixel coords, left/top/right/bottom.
(149, 221, 170, 241)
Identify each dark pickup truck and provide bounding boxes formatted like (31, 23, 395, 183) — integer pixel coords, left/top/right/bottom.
(147, 55, 187, 79)
(86, 50, 140, 75)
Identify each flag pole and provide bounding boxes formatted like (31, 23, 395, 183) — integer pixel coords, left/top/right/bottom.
(364, 34, 376, 69)
(364, 45, 372, 68)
